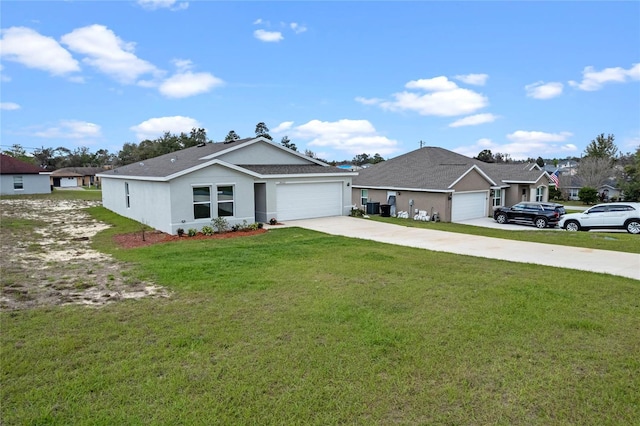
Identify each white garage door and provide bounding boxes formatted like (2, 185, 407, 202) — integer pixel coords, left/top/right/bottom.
(451, 192, 487, 222)
(276, 182, 343, 221)
(60, 177, 78, 188)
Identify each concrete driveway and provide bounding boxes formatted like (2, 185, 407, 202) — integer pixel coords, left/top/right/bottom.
(271, 216, 640, 281)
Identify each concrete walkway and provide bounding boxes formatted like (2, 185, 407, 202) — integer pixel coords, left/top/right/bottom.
(270, 216, 640, 281)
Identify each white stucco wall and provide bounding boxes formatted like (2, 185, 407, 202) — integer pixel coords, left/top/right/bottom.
(167, 164, 256, 234)
(218, 143, 311, 165)
(0, 174, 51, 195)
(101, 178, 172, 233)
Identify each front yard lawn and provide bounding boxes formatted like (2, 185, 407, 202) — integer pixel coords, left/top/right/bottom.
(2, 206, 639, 425)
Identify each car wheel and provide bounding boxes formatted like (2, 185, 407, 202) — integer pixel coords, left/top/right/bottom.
(534, 217, 548, 229)
(496, 213, 508, 224)
(564, 220, 581, 232)
(625, 219, 640, 234)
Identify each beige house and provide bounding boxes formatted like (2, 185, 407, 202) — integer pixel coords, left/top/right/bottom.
(50, 167, 106, 188)
(352, 147, 552, 222)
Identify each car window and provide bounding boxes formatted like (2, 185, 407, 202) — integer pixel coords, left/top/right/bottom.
(588, 206, 608, 213)
(512, 204, 524, 210)
(609, 205, 633, 212)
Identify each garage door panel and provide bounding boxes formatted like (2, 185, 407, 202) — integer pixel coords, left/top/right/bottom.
(277, 182, 343, 221)
(452, 192, 487, 222)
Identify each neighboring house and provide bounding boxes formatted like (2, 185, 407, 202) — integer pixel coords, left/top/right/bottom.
(0, 154, 52, 196)
(50, 167, 105, 188)
(562, 176, 621, 201)
(352, 147, 552, 223)
(98, 137, 356, 234)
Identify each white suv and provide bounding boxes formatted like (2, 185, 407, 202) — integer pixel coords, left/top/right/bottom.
(558, 202, 640, 234)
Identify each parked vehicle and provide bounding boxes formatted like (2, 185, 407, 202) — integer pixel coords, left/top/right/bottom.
(558, 202, 640, 234)
(493, 202, 566, 229)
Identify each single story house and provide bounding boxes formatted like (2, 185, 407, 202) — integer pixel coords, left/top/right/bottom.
(561, 176, 621, 201)
(98, 137, 356, 234)
(50, 167, 106, 188)
(0, 154, 51, 195)
(352, 146, 552, 222)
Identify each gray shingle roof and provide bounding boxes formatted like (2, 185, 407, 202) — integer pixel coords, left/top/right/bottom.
(353, 147, 546, 190)
(98, 138, 351, 179)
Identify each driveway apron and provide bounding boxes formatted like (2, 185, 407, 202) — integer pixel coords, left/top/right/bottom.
(277, 216, 640, 281)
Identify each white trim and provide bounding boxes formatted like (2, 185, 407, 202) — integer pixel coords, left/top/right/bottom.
(448, 165, 496, 188)
(351, 185, 453, 193)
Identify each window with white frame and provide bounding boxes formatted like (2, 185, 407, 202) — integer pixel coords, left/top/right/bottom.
(569, 188, 579, 200)
(217, 185, 234, 217)
(193, 186, 211, 219)
(535, 186, 544, 202)
(492, 188, 502, 207)
(125, 182, 130, 208)
(13, 176, 23, 190)
(361, 189, 368, 206)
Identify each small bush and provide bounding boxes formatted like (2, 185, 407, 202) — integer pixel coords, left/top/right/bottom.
(176, 228, 185, 237)
(257, 222, 264, 229)
(269, 218, 278, 225)
(350, 208, 365, 217)
(248, 222, 260, 231)
(578, 186, 599, 204)
(231, 224, 240, 232)
(211, 217, 229, 233)
(201, 225, 214, 236)
(187, 228, 198, 237)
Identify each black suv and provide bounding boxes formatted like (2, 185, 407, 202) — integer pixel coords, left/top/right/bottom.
(493, 202, 566, 229)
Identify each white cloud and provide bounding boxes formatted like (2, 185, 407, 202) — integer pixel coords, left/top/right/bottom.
(137, 0, 188, 11)
(130, 116, 203, 141)
(525, 81, 563, 99)
(61, 24, 160, 84)
(0, 27, 80, 76)
(254, 29, 283, 42)
(454, 131, 577, 160)
(288, 119, 399, 157)
(290, 23, 307, 34)
(271, 121, 294, 133)
(454, 73, 489, 86)
(33, 120, 102, 140)
(159, 71, 224, 98)
(506, 130, 573, 144)
(367, 76, 489, 117)
(355, 96, 383, 106)
(569, 63, 640, 91)
(449, 113, 498, 128)
(0, 102, 21, 110)
(406, 76, 458, 91)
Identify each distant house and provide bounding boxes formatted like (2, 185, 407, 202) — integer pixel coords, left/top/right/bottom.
(562, 176, 621, 201)
(98, 137, 356, 235)
(50, 167, 106, 188)
(0, 154, 51, 195)
(352, 147, 552, 222)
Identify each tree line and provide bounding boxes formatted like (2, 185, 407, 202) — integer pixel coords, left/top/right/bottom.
(2, 121, 387, 170)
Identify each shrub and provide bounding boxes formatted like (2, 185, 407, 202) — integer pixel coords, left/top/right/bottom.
(350, 208, 365, 217)
(269, 218, 278, 225)
(257, 222, 264, 229)
(187, 228, 198, 237)
(248, 222, 260, 231)
(201, 225, 214, 236)
(578, 186, 599, 204)
(176, 228, 185, 237)
(211, 217, 229, 233)
(231, 224, 240, 232)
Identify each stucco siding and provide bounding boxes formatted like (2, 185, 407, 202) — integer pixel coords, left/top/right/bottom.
(101, 178, 172, 233)
(218, 143, 311, 165)
(168, 164, 256, 234)
(352, 188, 450, 221)
(0, 174, 51, 195)
(452, 169, 490, 191)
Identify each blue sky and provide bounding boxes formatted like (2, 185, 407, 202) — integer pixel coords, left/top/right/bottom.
(1, 1, 639, 162)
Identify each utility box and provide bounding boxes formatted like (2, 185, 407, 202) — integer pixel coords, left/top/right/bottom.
(366, 202, 380, 215)
(380, 204, 391, 217)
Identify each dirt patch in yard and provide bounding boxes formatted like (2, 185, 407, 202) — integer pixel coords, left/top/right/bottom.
(0, 198, 169, 310)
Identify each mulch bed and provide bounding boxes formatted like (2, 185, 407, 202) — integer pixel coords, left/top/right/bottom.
(113, 229, 268, 249)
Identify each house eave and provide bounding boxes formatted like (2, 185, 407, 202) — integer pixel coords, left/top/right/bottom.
(352, 185, 453, 193)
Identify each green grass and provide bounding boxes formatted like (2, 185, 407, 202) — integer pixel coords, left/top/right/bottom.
(367, 216, 640, 254)
(2, 205, 639, 424)
(0, 188, 102, 202)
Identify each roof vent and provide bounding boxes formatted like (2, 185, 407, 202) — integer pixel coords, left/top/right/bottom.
(197, 142, 206, 147)
(139, 162, 144, 166)
(170, 158, 176, 163)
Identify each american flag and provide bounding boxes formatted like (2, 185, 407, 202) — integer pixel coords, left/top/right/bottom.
(549, 170, 560, 188)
